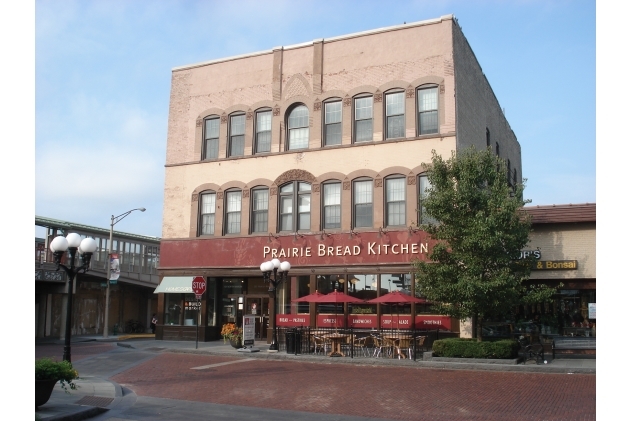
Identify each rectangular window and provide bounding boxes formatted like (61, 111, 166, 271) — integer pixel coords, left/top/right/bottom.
(200, 193, 216, 235)
(323, 183, 341, 229)
(386, 177, 405, 226)
(324, 101, 342, 146)
(353, 180, 373, 228)
(418, 175, 436, 225)
(418, 87, 438, 135)
(251, 189, 269, 233)
(225, 191, 242, 234)
(354, 96, 373, 142)
(204, 118, 220, 160)
(386, 92, 405, 139)
(229, 114, 245, 157)
(255, 111, 271, 153)
(298, 193, 311, 230)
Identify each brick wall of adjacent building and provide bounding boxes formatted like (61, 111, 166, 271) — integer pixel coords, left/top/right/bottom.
(527, 222, 596, 280)
(452, 19, 522, 184)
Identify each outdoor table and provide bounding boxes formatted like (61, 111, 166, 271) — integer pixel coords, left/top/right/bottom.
(322, 333, 349, 357)
(382, 334, 413, 359)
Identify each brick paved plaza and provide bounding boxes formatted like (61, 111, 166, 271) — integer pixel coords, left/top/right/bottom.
(111, 352, 594, 421)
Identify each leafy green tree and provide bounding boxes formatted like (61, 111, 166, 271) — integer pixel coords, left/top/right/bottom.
(414, 147, 558, 341)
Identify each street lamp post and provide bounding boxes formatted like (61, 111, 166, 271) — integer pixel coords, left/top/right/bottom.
(103, 207, 146, 339)
(49, 233, 98, 362)
(260, 258, 291, 351)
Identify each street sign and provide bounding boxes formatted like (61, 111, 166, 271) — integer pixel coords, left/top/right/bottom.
(191, 276, 206, 296)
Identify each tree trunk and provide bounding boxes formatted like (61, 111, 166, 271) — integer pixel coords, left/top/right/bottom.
(471, 314, 482, 342)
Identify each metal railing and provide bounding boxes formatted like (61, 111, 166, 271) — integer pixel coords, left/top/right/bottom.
(274, 327, 458, 361)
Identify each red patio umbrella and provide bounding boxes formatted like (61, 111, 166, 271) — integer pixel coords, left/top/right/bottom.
(291, 291, 326, 303)
(313, 290, 365, 329)
(367, 291, 427, 329)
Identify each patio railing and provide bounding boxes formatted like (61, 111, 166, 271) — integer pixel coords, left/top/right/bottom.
(274, 327, 458, 361)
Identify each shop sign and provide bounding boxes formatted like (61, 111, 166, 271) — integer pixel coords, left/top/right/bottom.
(109, 253, 120, 284)
(276, 315, 310, 327)
(184, 301, 202, 310)
(263, 242, 428, 259)
(348, 314, 377, 328)
(35, 269, 65, 282)
(243, 314, 256, 346)
(381, 315, 413, 328)
(415, 315, 452, 330)
(588, 303, 596, 319)
(316, 314, 344, 328)
(519, 250, 541, 260)
(532, 260, 578, 270)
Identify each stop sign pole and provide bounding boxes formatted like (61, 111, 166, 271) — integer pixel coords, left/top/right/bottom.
(191, 276, 206, 349)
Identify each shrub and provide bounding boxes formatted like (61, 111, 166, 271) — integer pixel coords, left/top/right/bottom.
(432, 338, 519, 359)
(35, 358, 79, 392)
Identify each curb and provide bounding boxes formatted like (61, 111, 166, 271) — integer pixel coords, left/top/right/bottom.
(164, 347, 595, 374)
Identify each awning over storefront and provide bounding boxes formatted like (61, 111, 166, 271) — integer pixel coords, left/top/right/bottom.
(153, 276, 194, 294)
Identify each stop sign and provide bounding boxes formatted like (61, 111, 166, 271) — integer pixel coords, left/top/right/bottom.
(191, 276, 206, 295)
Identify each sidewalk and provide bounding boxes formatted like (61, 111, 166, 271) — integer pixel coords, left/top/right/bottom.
(35, 335, 596, 421)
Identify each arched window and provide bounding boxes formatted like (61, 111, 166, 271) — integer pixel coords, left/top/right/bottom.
(322, 181, 341, 229)
(417, 86, 438, 135)
(385, 175, 406, 227)
(279, 181, 311, 231)
(352, 178, 373, 228)
(224, 189, 242, 235)
(199, 191, 216, 235)
(203, 117, 220, 160)
(251, 187, 269, 233)
(287, 105, 309, 150)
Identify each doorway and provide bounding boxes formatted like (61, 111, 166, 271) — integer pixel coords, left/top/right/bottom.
(229, 295, 269, 339)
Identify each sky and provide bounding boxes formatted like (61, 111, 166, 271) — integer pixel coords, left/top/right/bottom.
(31, 0, 596, 239)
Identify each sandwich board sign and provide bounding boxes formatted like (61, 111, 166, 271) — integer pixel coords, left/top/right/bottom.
(238, 314, 259, 353)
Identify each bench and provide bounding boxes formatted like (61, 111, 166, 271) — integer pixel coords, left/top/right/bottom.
(552, 337, 596, 359)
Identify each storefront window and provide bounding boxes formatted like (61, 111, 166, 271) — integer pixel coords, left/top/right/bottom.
(206, 278, 217, 327)
(183, 294, 202, 325)
(381, 273, 410, 293)
(164, 294, 183, 325)
(348, 274, 377, 314)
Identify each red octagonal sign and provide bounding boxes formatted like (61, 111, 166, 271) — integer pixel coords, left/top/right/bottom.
(191, 276, 206, 295)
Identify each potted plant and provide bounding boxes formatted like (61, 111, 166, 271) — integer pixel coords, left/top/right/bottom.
(221, 323, 243, 348)
(35, 358, 79, 408)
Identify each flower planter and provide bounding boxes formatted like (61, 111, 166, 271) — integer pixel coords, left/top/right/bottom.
(35, 379, 58, 408)
(229, 338, 243, 349)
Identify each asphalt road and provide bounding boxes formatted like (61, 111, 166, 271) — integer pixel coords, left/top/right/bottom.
(36, 342, 596, 421)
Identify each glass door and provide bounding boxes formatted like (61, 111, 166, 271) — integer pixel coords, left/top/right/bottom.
(245, 296, 269, 339)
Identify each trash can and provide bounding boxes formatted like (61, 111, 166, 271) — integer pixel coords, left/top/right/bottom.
(285, 328, 296, 354)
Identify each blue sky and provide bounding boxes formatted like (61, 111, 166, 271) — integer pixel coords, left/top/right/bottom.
(32, 0, 596, 238)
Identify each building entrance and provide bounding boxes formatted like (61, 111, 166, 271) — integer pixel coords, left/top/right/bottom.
(228, 294, 269, 340)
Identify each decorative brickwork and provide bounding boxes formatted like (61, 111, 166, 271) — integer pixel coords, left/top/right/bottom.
(270, 187, 277, 196)
(220, 115, 227, 124)
(196, 118, 202, 127)
(217, 191, 224, 200)
(192, 194, 198, 202)
(314, 101, 321, 111)
(374, 93, 382, 103)
(343, 181, 350, 190)
(343, 96, 351, 107)
(375, 178, 383, 188)
(273, 107, 280, 116)
(313, 184, 320, 193)
(274, 169, 317, 186)
(246, 112, 253, 120)
(243, 190, 250, 198)
(408, 176, 416, 185)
